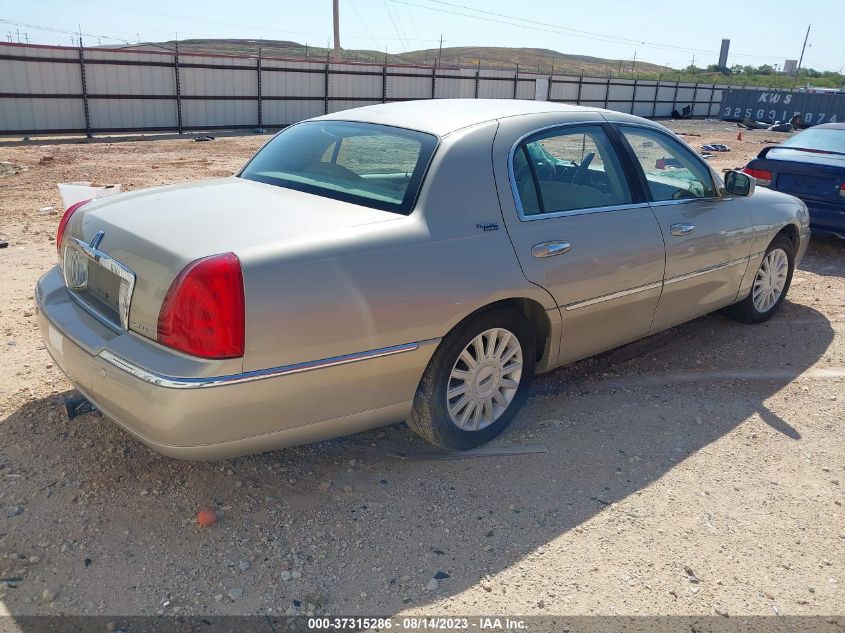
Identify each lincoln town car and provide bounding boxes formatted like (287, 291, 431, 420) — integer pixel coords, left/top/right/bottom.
(35, 99, 810, 459)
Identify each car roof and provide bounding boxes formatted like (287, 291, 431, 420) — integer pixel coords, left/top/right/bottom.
(809, 123, 845, 131)
(314, 99, 611, 136)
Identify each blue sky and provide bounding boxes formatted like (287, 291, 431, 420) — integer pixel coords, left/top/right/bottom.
(0, 0, 841, 71)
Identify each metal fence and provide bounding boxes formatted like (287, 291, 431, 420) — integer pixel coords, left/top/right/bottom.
(0, 42, 733, 136)
(719, 88, 845, 126)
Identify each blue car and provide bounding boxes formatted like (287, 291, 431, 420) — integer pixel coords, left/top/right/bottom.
(743, 123, 845, 237)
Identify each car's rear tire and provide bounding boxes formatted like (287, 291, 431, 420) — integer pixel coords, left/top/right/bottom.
(407, 308, 536, 450)
(726, 234, 795, 324)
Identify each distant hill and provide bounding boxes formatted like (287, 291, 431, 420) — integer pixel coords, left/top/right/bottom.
(401, 46, 667, 75)
(117, 39, 670, 75)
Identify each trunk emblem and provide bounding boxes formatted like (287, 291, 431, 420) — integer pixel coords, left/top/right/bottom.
(64, 247, 88, 289)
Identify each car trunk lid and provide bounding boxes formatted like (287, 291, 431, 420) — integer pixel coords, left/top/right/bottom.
(62, 177, 400, 342)
(762, 149, 845, 203)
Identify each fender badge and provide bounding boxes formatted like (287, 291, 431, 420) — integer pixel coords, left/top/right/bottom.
(476, 223, 499, 232)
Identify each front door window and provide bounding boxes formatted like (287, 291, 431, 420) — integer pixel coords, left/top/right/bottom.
(620, 127, 717, 202)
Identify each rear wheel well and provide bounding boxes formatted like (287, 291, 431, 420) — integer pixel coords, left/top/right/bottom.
(453, 298, 551, 363)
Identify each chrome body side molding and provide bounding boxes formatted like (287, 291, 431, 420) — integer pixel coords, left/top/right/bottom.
(663, 256, 750, 286)
(98, 340, 429, 390)
(565, 254, 754, 311)
(564, 281, 663, 311)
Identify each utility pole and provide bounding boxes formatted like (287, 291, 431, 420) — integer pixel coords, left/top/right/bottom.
(632, 50, 637, 74)
(332, 0, 341, 61)
(796, 24, 811, 76)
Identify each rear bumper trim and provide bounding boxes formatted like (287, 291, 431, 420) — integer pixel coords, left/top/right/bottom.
(98, 341, 426, 390)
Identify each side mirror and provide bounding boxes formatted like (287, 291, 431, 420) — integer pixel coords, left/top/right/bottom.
(724, 170, 755, 197)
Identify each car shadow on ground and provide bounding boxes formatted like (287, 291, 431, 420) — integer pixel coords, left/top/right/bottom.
(0, 297, 836, 621)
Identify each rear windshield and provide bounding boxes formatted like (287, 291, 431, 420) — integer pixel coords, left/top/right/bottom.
(239, 121, 438, 214)
(781, 127, 845, 155)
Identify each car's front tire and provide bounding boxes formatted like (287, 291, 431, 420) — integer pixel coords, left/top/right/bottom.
(727, 234, 795, 323)
(407, 308, 536, 450)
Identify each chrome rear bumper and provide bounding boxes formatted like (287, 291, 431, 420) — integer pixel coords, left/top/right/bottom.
(36, 266, 435, 459)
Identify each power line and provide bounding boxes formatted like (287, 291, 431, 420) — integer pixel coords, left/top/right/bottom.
(74, 0, 328, 40)
(0, 16, 439, 52)
(401, 2, 423, 48)
(423, 0, 703, 52)
(382, 0, 408, 52)
(0, 18, 131, 45)
(346, 0, 382, 52)
(389, 0, 412, 51)
(390, 0, 789, 61)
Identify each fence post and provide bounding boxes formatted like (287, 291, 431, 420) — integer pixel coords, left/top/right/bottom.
(652, 74, 660, 118)
(474, 61, 480, 99)
(513, 63, 519, 99)
(78, 39, 92, 138)
(256, 45, 262, 130)
(174, 41, 183, 134)
(382, 63, 387, 103)
(708, 82, 716, 118)
(546, 74, 552, 101)
(693, 77, 700, 116)
(324, 54, 330, 115)
(671, 77, 680, 115)
(603, 76, 610, 109)
(576, 71, 583, 105)
(630, 76, 638, 114)
(431, 66, 436, 99)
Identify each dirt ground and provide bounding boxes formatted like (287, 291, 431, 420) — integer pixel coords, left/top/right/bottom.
(0, 118, 842, 625)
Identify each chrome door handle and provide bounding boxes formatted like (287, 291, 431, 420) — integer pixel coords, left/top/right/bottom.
(531, 241, 571, 258)
(670, 223, 695, 236)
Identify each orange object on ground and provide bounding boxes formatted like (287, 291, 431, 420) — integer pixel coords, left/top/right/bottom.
(737, 131, 742, 141)
(197, 508, 218, 527)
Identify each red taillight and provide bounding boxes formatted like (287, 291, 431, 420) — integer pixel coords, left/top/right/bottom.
(56, 199, 91, 253)
(839, 183, 845, 198)
(742, 167, 772, 186)
(157, 252, 245, 359)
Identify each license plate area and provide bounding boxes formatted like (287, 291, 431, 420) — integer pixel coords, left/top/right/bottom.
(776, 173, 838, 199)
(63, 237, 136, 330)
(77, 263, 123, 324)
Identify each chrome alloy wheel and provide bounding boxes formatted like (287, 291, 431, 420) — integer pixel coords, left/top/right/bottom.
(752, 248, 789, 314)
(446, 327, 523, 431)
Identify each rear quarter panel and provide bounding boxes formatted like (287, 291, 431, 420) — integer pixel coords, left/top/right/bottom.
(237, 121, 556, 375)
